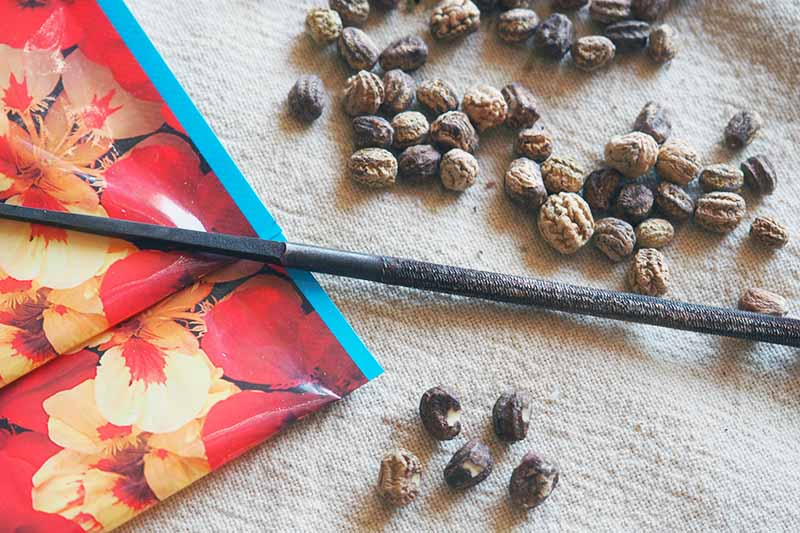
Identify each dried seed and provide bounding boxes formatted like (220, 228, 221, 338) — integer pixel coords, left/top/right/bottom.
(738, 288, 788, 317)
(509, 453, 560, 510)
(444, 438, 493, 489)
(505, 158, 548, 210)
(590, 0, 632, 24)
(605, 132, 659, 178)
(741, 155, 777, 196)
(392, 111, 430, 148)
(694, 192, 746, 233)
(349, 148, 397, 188)
(699, 164, 744, 193)
(594, 217, 636, 262)
(571, 36, 616, 72)
(750, 216, 789, 249)
(417, 79, 460, 116)
(628, 248, 669, 296)
(379, 35, 429, 72)
(493, 392, 531, 443)
(655, 181, 693, 222)
(502, 83, 540, 130)
(462, 85, 508, 132)
(604, 20, 650, 52)
(430, 0, 481, 41)
(343, 70, 384, 116)
(635, 218, 674, 248)
(288, 75, 325, 122)
(515, 127, 553, 162)
(377, 449, 422, 507)
(541, 155, 586, 193)
(338, 27, 379, 71)
(353, 116, 394, 149)
(633, 101, 671, 144)
(614, 183, 653, 223)
(305, 8, 343, 45)
(533, 13, 575, 59)
(330, 0, 370, 26)
(647, 24, 678, 63)
(583, 168, 623, 212)
(632, 0, 669, 21)
(381, 70, 416, 116)
(538, 192, 595, 254)
(398, 144, 441, 183)
(554, 0, 589, 9)
(656, 140, 700, 185)
(420, 386, 462, 440)
(497, 9, 539, 44)
(430, 111, 479, 153)
(441, 149, 479, 191)
(724, 110, 762, 150)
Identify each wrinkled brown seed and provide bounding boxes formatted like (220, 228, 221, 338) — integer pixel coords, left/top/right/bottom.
(605, 132, 659, 178)
(417, 79, 460, 116)
(533, 13, 575, 59)
(381, 70, 416, 116)
(497, 9, 539, 44)
(628, 248, 670, 296)
(379, 35, 429, 72)
(420, 386, 462, 440)
(583, 168, 623, 213)
(330, 0, 370, 26)
(750, 216, 789, 249)
(615, 183, 654, 223)
(594, 217, 636, 262)
(655, 181, 693, 222)
(398, 144, 441, 183)
(590, 0, 632, 24)
(725, 110, 763, 150)
(635, 218, 674, 249)
(538, 193, 595, 254)
(699, 164, 744, 193)
(633, 101, 671, 144)
(440, 149, 479, 191)
(656, 140, 700, 185)
(430, 111, 479, 153)
(694, 192, 746, 233)
(502, 83, 540, 130)
(343, 70, 384, 116)
(392, 111, 430, 149)
(571, 36, 616, 72)
(605, 20, 651, 52)
(632, 0, 669, 21)
(509, 453, 560, 510)
(515, 127, 553, 162)
(338, 27, 379, 71)
(430, 0, 481, 41)
(377, 449, 422, 507)
(288, 75, 326, 122)
(444, 438, 493, 489)
(541, 155, 586, 193)
(353, 116, 394, 149)
(648, 24, 679, 63)
(305, 8, 343, 45)
(738, 288, 789, 317)
(505, 158, 548, 210)
(349, 148, 397, 188)
(492, 392, 532, 442)
(741, 155, 777, 195)
(462, 84, 508, 132)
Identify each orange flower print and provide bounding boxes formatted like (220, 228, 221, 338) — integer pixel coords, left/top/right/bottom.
(32, 380, 215, 531)
(93, 283, 218, 433)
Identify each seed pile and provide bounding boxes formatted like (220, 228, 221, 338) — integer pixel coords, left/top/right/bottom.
(377, 386, 559, 511)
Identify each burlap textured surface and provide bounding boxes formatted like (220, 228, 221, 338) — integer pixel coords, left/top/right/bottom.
(123, 1, 800, 531)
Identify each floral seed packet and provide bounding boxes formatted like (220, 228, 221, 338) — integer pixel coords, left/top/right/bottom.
(0, 2, 381, 531)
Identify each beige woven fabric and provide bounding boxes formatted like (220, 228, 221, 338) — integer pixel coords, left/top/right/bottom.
(122, 1, 800, 531)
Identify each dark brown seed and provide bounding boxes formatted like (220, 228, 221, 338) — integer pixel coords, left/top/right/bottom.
(724, 110, 762, 150)
(398, 144, 442, 183)
(381, 70, 416, 116)
(741, 155, 777, 195)
(515, 127, 553, 162)
(492, 392, 531, 442)
(353, 116, 394, 149)
(502, 83, 540, 130)
(655, 181, 693, 222)
(750, 216, 789, 249)
(497, 9, 539, 44)
(632, 0, 669, 21)
(505, 158, 548, 209)
(594, 217, 636, 261)
(338, 27, 379, 71)
(417, 79, 459, 116)
(377, 449, 421, 507)
(694, 192, 746, 233)
(633, 101, 671, 144)
(571, 36, 616, 72)
(699, 164, 744, 193)
(379, 35, 429, 72)
(533, 13, 575, 59)
(330, 0, 370, 26)
(553, 0, 589, 10)
(615, 183, 654, 223)
(430, 111, 479, 153)
(590, 0, 632, 24)
(604, 20, 650, 52)
(288, 75, 326, 122)
(509, 452, 560, 510)
(583, 168, 623, 212)
(444, 438, 493, 489)
(419, 386, 462, 440)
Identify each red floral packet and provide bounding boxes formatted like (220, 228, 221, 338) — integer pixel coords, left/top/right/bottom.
(0, 2, 380, 531)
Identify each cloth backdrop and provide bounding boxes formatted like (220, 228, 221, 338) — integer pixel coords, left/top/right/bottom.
(121, 0, 800, 531)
